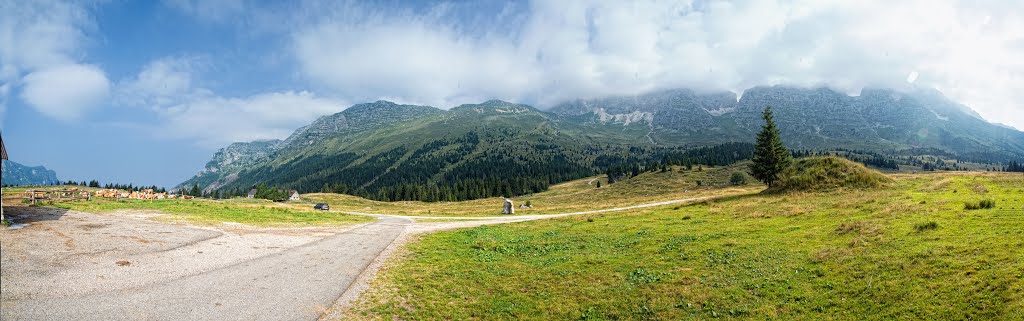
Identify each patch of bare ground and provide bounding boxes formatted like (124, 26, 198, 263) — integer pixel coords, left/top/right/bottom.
(0, 206, 361, 301)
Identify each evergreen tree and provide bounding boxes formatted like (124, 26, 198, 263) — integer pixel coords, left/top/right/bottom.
(189, 183, 201, 197)
(749, 106, 791, 188)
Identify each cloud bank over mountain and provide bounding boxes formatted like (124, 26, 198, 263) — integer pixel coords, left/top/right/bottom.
(291, 0, 1024, 129)
(3, 0, 1023, 145)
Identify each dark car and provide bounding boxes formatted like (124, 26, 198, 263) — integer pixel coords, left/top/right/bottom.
(314, 203, 330, 211)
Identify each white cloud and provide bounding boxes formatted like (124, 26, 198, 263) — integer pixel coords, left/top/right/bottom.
(0, 0, 92, 71)
(155, 91, 344, 147)
(116, 56, 345, 147)
(117, 56, 202, 108)
(0, 0, 108, 123)
(20, 63, 110, 121)
(293, 11, 530, 108)
(290, 0, 1024, 129)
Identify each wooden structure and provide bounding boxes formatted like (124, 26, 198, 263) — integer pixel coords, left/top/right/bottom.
(25, 190, 91, 205)
(2, 132, 6, 221)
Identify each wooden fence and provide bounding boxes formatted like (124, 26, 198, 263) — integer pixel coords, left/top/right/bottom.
(25, 190, 91, 205)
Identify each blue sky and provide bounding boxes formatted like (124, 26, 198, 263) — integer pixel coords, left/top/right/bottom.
(2, 0, 1023, 188)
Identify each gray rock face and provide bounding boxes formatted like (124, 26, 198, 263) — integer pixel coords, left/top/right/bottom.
(209, 140, 282, 173)
(552, 88, 736, 127)
(502, 199, 514, 215)
(1, 160, 59, 186)
(552, 85, 1024, 156)
(280, 114, 350, 149)
(176, 140, 281, 193)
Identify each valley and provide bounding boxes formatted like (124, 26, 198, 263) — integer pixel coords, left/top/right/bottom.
(5, 2, 1024, 320)
(5, 86, 1024, 321)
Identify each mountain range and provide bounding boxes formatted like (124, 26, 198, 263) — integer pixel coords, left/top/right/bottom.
(178, 86, 1024, 199)
(2, 160, 60, 187)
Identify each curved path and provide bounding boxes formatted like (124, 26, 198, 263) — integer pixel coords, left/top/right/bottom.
(337, 196, 707, 221)
(2, 197, 708, 320)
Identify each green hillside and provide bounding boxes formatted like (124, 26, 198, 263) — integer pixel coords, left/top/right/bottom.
(187, 100, 745, 201)
(180, 86, 1024, 202)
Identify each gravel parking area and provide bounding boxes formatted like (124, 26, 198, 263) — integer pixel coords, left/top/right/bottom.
(1, 206, 363, 320)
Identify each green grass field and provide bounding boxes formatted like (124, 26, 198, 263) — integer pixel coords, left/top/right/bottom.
(345, 171, 1024, 320)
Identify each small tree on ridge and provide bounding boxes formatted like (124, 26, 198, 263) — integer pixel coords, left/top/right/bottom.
(750, 106, 791, 188)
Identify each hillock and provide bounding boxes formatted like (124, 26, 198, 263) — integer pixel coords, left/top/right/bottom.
(767, 157, 892, 192)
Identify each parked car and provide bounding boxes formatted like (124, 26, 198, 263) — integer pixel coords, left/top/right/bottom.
(314, 203, 330, 211)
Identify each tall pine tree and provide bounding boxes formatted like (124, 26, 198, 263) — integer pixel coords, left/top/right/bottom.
(750, 106, 791, 188)
(189, 183, 201, 197)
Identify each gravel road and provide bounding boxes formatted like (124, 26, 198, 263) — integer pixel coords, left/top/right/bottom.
(1, 196, 707, 320)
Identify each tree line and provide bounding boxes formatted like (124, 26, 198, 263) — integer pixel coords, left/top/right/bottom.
(1004, 161, 1024, 172)
(62, 180, 167, 193)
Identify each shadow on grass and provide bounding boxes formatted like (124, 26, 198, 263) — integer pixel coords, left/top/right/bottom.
(697, 191, 767, 205)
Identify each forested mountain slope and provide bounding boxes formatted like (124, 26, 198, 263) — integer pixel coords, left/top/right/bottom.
(180, 86, 1024, 201)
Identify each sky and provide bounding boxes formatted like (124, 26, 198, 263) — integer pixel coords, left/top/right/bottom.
(1, 0, 1022, 188)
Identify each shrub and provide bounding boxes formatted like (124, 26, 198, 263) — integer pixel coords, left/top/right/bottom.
(729, 172, 748, 185)
(964, 199, 996, 210)
(964, 202, 979, 210)
(914, 221, 939, 232)
(980, 199, 996, 209)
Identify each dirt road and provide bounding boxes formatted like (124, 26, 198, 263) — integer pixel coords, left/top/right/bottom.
(1, 197, 707, 320)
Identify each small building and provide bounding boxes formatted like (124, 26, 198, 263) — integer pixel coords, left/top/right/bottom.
(247, 188, 257, 199)
(288, 190, 300, 201)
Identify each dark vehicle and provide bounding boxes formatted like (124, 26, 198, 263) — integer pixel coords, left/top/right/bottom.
(314, 203, 330, 211)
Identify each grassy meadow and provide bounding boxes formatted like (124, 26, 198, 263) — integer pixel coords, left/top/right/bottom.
(344, 171, 1024, 320)
(23, 196, 373, 226)
(307, 163, 764, 217)
(61, 198, 373, 226)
